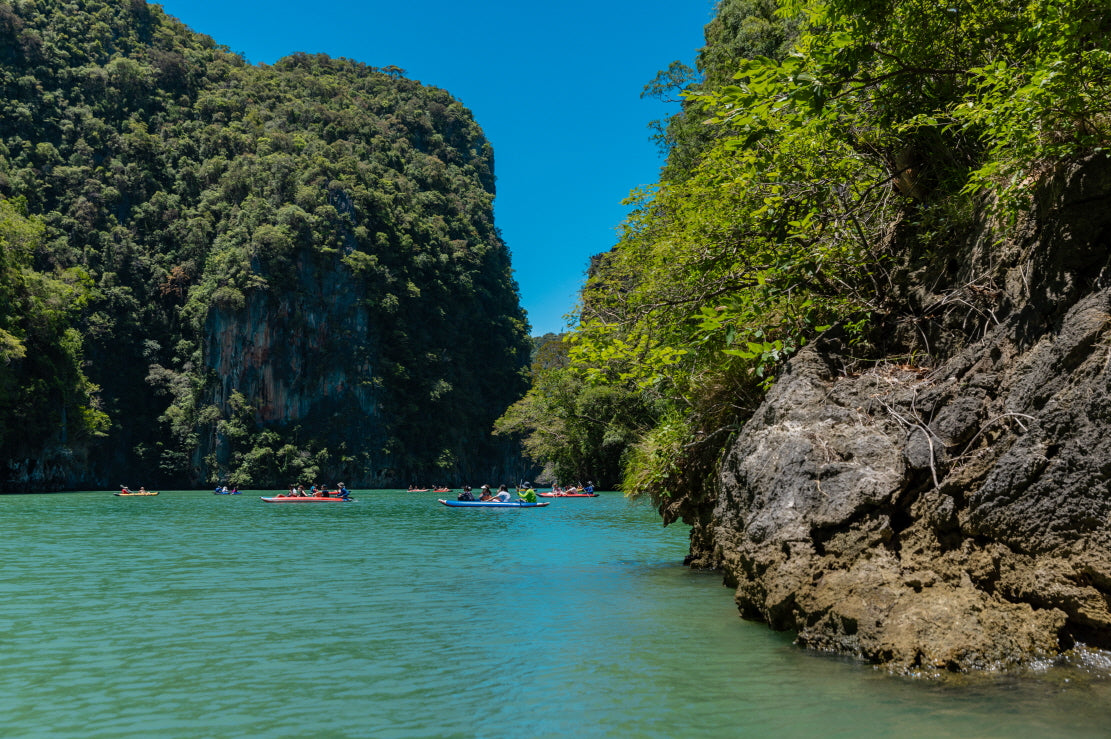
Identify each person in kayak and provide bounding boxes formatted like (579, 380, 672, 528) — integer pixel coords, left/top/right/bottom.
(478, 485, 494, 501)
(517, 486, 538, 503)
(493, 485, 512, 502)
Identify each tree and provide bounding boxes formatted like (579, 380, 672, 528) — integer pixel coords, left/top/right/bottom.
(503, 0, 1111, 508)
(0, 199, 106, 458)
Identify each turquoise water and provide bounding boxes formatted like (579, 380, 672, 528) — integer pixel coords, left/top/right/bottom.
(1, 490, 1109, 738)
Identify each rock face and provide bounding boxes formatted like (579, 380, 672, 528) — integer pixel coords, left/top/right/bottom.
(201, 248, 382, 476)
(684, 157, 1111, 672)
(0, 1, 535, 490)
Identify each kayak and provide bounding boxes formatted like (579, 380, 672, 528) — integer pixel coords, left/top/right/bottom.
(260, 496, 354, 503)
(538, 492, 599, 498)
(439, 499, 549, 508)
(115, 491, 159, 496)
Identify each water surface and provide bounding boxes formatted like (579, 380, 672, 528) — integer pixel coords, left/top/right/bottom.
(0, 490, 1108, 737)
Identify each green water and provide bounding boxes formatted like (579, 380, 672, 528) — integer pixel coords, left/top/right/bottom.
(1, 490, 1109, 738)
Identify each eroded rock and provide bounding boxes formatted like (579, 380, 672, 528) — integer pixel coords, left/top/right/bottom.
(688, 157, 1111, 672)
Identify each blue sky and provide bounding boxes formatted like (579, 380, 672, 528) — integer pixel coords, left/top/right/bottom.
(154, 0, 717, 336)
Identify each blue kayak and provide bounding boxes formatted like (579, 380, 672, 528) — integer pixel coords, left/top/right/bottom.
(439, 499, 549, 508)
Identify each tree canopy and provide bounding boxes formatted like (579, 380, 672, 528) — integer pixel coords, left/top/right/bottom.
(498, 0, 1111, 504)
(0, 0, 531, 489)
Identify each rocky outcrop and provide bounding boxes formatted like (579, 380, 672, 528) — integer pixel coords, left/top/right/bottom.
(687, 156, 1111, 672)
(3, 444, 102, 493)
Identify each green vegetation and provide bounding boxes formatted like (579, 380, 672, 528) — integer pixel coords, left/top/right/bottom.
(499, 0, 1111, 504)
(0, 1, 530, 489)
(0, 197, 107, 457)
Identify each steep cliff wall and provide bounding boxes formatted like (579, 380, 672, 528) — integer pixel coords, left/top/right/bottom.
(201, 246, 382, 474)
(0, 1, 532, 490)
(683, 157, 1111, 673)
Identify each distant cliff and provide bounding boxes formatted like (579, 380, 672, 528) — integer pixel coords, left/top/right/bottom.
(0, 0, 531, 490)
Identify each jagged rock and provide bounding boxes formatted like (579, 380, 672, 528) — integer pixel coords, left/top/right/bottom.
(689, 156, 1111, 672)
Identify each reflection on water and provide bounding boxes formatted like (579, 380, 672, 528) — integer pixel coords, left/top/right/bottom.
(0, 490, 1108, 738)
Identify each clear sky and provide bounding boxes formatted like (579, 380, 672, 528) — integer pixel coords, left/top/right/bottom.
(154, 0, 717, 336)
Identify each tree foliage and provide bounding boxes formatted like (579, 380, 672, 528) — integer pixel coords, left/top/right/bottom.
(0, 197, 106, 456)
(500, 0, 1111, 510)
(0, 1, 530, 489)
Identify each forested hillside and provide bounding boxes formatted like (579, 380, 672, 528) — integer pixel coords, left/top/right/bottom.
(0, 0, 531, 490)
(504, 0, 1110, 516)
(501, 0, 1111, 670)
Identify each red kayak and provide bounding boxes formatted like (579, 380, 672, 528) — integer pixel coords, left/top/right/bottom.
(260, 495, 353, 503)
(538, 492, 599, 498)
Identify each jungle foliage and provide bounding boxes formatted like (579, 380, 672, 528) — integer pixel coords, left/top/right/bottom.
(498, 0, 1111, 504)
(0, 0, 531, 489)
(0, 197, 106, 456)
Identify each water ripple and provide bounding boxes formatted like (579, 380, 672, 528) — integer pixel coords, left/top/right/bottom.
(0, 491, 1109, 737)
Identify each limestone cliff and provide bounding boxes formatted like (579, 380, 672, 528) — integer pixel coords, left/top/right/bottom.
(678, 157, 1111, 672)
(0, 1, 532, 491)
(200, 248, 381, 477)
